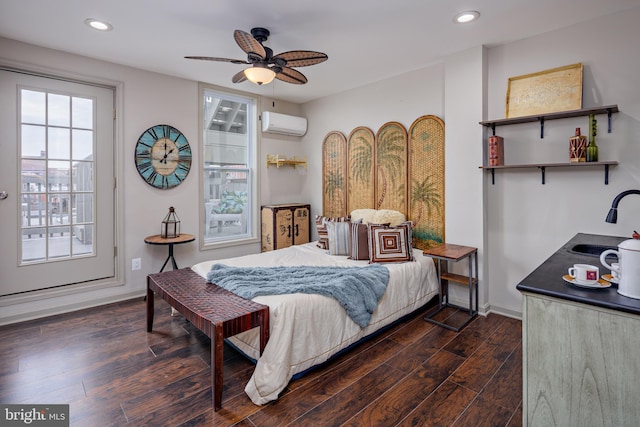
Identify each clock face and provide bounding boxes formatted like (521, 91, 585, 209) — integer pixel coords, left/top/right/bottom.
(135, 124, 192, 189)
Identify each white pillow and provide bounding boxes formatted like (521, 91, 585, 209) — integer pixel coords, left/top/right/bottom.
(350, 209, 406, 226)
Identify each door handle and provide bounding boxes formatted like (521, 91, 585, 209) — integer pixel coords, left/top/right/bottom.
(0, 191, 7, 200)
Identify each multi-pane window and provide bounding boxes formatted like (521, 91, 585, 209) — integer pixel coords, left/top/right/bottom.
(20, 89, 95, 263)
(201, 87, 257, 244)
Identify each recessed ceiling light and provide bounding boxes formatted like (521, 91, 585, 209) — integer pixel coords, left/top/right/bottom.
(454, 11, 480, 24)
(84, 18, 113, 31)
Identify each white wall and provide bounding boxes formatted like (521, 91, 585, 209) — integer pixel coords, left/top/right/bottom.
(484, 8, 640, 316)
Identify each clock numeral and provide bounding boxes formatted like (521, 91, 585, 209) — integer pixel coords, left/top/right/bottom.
(178, 144, 191, 153)
(146, 170, 158, 186)
(137, 140, 153, 149)
(161, 175, 168, 188)
(177, 162, 191, 173)
(172, 131, 184, 142)
(148, 127, 159, 141)
(163, 125, 170, 138)
(137, 160, 152, 172)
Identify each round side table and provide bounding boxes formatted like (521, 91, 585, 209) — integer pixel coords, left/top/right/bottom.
(144, 233, 195, 272)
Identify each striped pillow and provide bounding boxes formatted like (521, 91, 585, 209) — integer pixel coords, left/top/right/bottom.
(368, 221, 414, 263)
(315, 215, 350, 250)
(326, 220, 352, 256)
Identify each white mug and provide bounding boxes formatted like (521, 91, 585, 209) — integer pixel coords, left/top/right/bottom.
(568, 264, 599, 284)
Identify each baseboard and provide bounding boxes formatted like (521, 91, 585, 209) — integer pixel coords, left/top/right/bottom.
(445, 296, 522, 320)
(485, 304, 523, 320)
(0, 291, 145, 326)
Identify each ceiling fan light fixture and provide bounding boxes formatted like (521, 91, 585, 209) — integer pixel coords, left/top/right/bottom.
(244, 65, 276, 85)
(454, 11, 480, 24)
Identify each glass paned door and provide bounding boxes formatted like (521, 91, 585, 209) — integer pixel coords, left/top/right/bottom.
(0, 70, 115, 297)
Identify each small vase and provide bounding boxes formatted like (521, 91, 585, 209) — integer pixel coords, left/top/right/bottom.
(569, 128, 587, 162)
(586, 137, 598, 162)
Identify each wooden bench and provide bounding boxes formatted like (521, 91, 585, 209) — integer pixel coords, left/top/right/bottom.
(146, 268, 269, 411)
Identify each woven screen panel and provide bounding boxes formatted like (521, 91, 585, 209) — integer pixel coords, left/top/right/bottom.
(375, 122, 408, 214)
(322, 131, 348, 217)
(408, 115, 445, 250)
(347, 126, 376, 214)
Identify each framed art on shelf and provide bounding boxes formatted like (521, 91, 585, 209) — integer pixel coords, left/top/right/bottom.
(505, 63, 583, 118)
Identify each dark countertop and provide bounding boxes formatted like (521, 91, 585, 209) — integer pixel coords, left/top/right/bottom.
(516, 232, 640, 315)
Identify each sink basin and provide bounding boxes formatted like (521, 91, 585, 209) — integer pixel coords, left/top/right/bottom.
(569, 243, 617, 258)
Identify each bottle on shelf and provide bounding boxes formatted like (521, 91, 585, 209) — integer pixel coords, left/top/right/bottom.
(569, 128, 587, 162)
(586, 114, 599, 162)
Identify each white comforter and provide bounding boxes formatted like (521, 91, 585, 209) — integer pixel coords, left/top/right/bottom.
(191, 242, 439, 405)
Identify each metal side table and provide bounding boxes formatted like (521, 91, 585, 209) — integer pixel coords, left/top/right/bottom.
(423, 243, 478, 331)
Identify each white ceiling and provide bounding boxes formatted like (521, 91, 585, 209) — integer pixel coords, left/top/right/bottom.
(2, 0, 639, 104)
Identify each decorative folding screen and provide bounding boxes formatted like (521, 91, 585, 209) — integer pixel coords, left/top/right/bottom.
(322, 115, 445, 249)
(321, 131, 348, 217)
(375, 122, 408, 214)
(347, 127, 376, 213)
(408, 115, 445, 250)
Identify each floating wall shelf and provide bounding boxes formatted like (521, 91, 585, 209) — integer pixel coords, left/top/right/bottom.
(479, 105, 619, 139)
(266, 154, 307, 169)
(479, 161, 618, 185)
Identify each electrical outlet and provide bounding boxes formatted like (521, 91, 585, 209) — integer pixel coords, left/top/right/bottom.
(132, 258, 142, 271)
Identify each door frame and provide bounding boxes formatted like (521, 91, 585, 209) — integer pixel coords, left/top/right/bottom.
(0, 59, 125, 308)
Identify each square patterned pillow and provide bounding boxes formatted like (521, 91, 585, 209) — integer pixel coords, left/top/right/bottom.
(315, 215, 350, 250)
(326, 220, 352, 256)
(349, 222, 390, 261)
(367, 221, 414, 263)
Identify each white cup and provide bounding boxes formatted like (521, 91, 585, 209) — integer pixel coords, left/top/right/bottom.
(568, 264, 599, 284)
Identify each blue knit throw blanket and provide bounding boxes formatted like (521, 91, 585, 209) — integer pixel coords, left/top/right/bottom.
(206, 264, 390, 328)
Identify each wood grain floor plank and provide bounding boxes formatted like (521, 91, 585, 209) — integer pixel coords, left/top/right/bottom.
(342, 350, 466, 427)
(444, 313, 507, 358)
(289, 363, 406, 426)
(479, 342, 523, 412)
(396, 379, 477, 427)
(449, 317, 522, 392)
(453, 394, 515, 427)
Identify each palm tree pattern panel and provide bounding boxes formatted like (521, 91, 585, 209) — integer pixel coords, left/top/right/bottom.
(322, 131, 348, 217)
(408, 115, 445, 250)
(375, 122, 408, 214)
(347, 127, 376, 213)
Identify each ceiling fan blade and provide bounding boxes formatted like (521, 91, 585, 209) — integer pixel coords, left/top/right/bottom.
(275, 67, 308, 85)
(232, 70, 247, 84)
(234, 30, 266, 59)
(184, 56, 249, 64)
(272, 50, 328, 67)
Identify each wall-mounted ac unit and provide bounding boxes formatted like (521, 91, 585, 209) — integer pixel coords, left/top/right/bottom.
(262, 111, 307, 136)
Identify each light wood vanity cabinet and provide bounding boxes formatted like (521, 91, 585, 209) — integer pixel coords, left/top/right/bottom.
(260, 204, 310, 252)
(522, 292, 640, 426)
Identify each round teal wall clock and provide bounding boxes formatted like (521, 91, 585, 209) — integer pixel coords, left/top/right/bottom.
(135, 124, 192, 189)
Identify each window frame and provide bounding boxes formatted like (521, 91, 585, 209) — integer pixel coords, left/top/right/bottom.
(198, 83, 260, 249)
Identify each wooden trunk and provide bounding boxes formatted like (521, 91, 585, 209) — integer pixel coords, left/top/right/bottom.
(261, 204, 310, 252)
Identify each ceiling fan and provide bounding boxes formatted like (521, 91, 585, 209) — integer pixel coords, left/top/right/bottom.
(185, 27, 328, 85)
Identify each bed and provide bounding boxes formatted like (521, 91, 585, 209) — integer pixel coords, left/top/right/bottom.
(191, 240, 439, 405)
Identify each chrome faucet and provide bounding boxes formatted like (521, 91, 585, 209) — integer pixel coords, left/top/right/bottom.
(605, 189, 640, 223)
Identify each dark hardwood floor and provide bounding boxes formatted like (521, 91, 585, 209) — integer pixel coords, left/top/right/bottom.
(0, 297, 522, 426)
